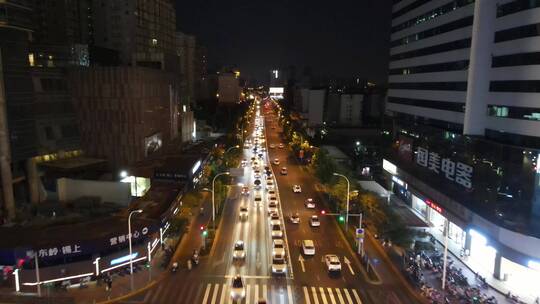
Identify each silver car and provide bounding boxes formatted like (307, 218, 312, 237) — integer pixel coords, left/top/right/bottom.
(230, 275, 246, 300)
(271, 254, 287, 274)
(271, 224, 283, 238)
(233, 241, 246, 259)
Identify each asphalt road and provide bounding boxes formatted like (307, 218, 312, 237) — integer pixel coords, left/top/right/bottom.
(126, 100, 419, 304)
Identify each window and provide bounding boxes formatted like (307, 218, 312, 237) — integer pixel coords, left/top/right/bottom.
(391, 16, 474, 47)
(494, 23, 540, 43)
(497, 0, 540, 18)
(490, 80, 540, 92)
(388, 97, 465, 112)
(488, 105, 540, 121)
(389, 81, 468, 91)
(389, 60, 469, 75)
(392, 0, 474, 33)
(492, 52, 540, 67)
(392, 0, 433, 19)
(390, 38, 471, 61)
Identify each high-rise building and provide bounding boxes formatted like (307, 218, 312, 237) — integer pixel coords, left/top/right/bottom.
(385, 0, 540, 300)
(92, 0, 177, 70)
(176, 32, 196, 105)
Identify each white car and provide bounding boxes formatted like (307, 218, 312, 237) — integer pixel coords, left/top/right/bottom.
(293, 185, 302, 193)
(269, 212, 280, 226)
(280, 167, 288, 175)
(230, 275, 246, 300)
(254, 194, 262, 206)
(271, 254, 287, 274)
(272, 239, 285, 257)
(241, 186, 250, 195)
(305, 198, 315, 208)
(268, 189, 276, 196)
(254, 180, 262, 190)
(268, 195, 278, 204)
(233, 241, 246, 259)
(290, 213, 300, 224)
(266, 181, 275, 191)
(271, 224, 283, 238)
(270, 144, 276, 149)
(268, 202, 278, 214)
(325, 255, 342, 272)
(239, 206, 248, 220)
(278, 143, 284, 149)
(254, 173, 261, 179)
(273, 158, 280, 165)
(302, 240, 315, 256)
(310, 215, 321, 227)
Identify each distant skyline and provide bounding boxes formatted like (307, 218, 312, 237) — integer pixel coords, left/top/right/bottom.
(176, 0, 391, 85)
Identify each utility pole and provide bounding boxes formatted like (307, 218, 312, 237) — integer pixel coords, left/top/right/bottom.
(0, 49, 16, 221)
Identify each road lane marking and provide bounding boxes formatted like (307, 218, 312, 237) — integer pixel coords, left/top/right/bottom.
(287, 284, 294, 304)
(343, 289, 353, 304)
(255, 284, 259, 301)
(219, 283, 227, 304)
(298, 255, 306, 272)
(311, 287, 320, 304)
(327, 287, 337, 304)
(210, 283, 219, 304)
(335, 288, 345, 304)
(319, 287, 328, 304)
(343, 256, 355, 275)
(201, 283, 211, 304)
(263, 284, 268, 300)
(303, 287, 312, 304)
(352, 290, 362, 304)
(246, 284, 251, 304)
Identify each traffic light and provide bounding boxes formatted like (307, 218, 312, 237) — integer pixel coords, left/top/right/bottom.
(339, 215, 345, 222)
(202, 230, 208, 237)
(320, 210, 326, 215)
(200, 225, 204, 231)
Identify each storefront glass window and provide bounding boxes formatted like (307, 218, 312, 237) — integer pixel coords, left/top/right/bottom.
(469, 229, 497, 276)
(501, 257, 540, 300)
(412, 195, 428, 219)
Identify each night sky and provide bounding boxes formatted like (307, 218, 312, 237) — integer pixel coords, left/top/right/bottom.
(176, 0, 391, 85)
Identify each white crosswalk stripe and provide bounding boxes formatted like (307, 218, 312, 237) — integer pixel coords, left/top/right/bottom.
(300, 286, 364, 304)
(201, 283, 212, 304)
(311, 287, 320, 304)
(219, 284, 227, 304)
(352, 289, 362, 304)
(335, 288, 345, 304)
(327, 287, 337, 304)
(319, 287, 328, 304)
(303, 286, 312, 304)
(211, 282, 219, 304)
(344, 289, 353, 304)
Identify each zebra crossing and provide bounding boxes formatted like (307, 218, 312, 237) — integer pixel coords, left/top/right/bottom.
(143, 279, 364, 304)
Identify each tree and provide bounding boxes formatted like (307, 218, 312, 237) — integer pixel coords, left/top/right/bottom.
(311, 148, 336, 184)
(328, 179, 348, 212)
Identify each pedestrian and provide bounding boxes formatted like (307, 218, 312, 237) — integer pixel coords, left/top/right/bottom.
(535, 296, 539, 304)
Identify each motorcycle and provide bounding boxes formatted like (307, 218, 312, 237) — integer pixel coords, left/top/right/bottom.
(171, 262, 179, 273)
(192, 250, 200, 265)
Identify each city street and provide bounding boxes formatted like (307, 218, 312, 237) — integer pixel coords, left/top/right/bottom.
(120, 99, 420, 304)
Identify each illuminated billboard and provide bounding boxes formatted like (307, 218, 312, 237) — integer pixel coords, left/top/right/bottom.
(269, 87, 284, 94)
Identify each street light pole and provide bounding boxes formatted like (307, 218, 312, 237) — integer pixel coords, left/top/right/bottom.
(128, 209, 143, 275)
(212, 172, 230, 227)
(333, 173, 350, 231)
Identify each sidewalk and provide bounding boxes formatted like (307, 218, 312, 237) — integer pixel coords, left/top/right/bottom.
(388, 196, 524, 304)
(6, 193, 213, 304)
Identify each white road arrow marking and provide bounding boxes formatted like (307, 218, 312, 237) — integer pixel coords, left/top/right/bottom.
(343, 256, 355, 275)
(298, 255, 306, 272)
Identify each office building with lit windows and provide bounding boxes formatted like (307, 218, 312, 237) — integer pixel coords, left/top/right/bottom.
(384, 0, 540, 301)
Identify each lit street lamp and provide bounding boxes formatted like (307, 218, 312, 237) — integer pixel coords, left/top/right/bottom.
(333, 173, 350, 231)
(128, 209, 143, 275)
